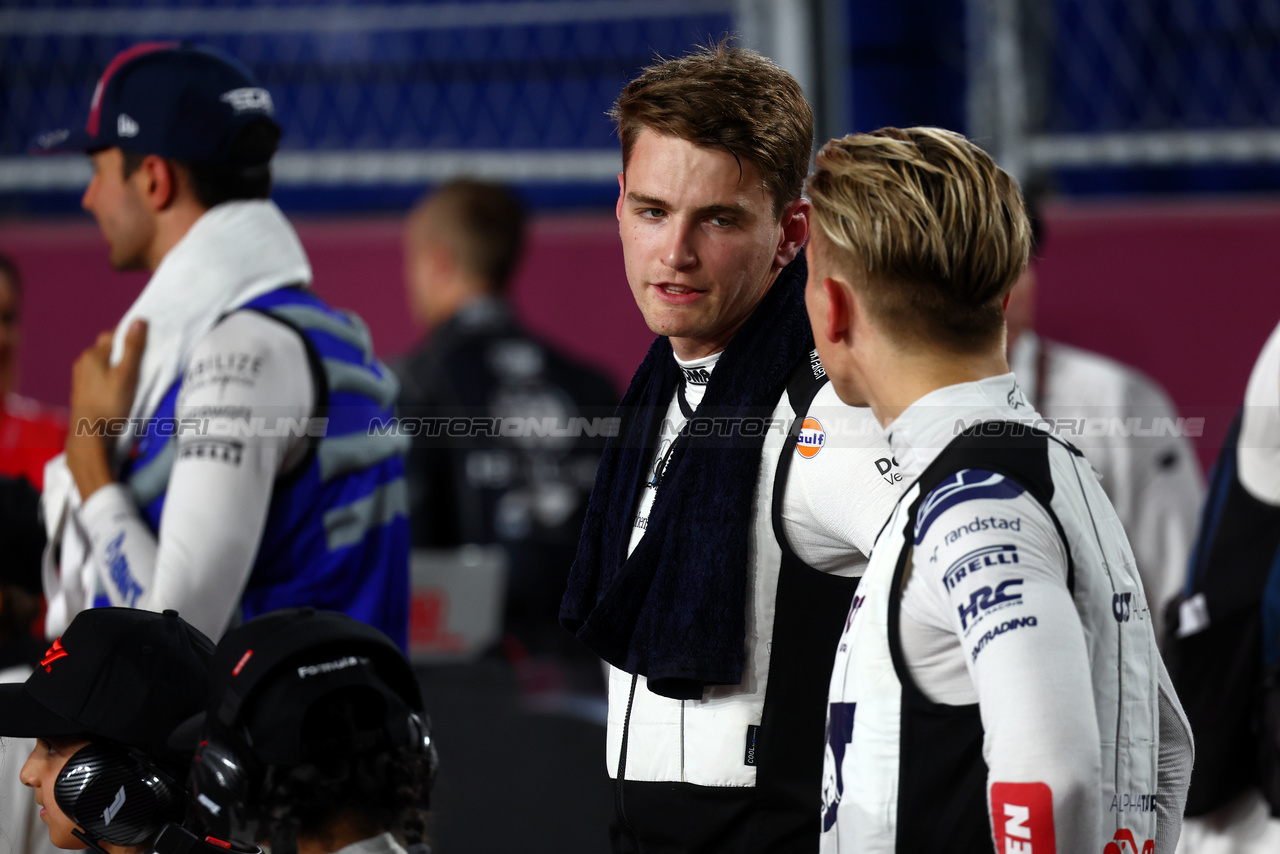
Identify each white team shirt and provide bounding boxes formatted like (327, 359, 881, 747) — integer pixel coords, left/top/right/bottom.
(822, 374, 1192, 853)
(607, 351, 903, 785)
(1010, 332, 1204, 640)
(77, 311, 313, 639)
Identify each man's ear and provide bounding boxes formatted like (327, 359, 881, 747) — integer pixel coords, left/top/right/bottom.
(616, 172, 625, 222)
(820, 276, 851, 345)
(775, 197, 811, 269)
(134, 154, 178, 212)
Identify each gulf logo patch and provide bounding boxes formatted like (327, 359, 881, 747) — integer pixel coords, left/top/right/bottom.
(796, 417, 825, 458)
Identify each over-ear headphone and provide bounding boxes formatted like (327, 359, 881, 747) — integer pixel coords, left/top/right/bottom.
(185, 612, 437, 848)
(54, 741, 184, 848)
(186, 706, 435, 839)
(189, 704, 435, 845)
(187, 731, 262, 847)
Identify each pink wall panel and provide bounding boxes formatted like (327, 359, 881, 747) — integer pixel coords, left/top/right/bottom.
(3, 198, 1278, 472)
(1034, 199, 1280, 470)
(0, 213, 653, 407)
(264, 214, 655, 393)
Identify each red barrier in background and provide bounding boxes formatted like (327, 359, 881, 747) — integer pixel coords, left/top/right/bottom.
(3, 198, 1278, 470)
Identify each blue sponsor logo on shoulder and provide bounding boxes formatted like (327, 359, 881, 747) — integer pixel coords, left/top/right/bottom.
(914, 470, 1026, 544)
(942, 544, 1020, 591)
(957, 578, 1024, 631)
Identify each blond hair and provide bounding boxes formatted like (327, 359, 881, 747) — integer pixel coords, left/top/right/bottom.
(806, 127, 1030, 352)
(611, 41, 813, 218)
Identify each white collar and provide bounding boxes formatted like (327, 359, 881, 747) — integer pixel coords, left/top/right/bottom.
(885, 373, 1038, 481)
(1007, 331, 1042, 404)
(112, 199, 311, 446)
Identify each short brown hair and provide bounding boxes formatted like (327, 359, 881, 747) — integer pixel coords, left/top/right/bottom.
(806, 127, 1030, 352)
(121, 119, 279, 210)
(611, 42, 813, 218)
(408, 179, 527, 295)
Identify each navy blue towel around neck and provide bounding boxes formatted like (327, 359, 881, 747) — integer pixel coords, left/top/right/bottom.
(560, 253, 812, 700)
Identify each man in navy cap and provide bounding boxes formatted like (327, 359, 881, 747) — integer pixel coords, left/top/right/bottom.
(37, 43, 410, 648)
(0, 607, 214, 853)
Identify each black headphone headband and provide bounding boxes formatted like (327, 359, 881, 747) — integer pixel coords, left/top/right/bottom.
(213, 622, 423, 731)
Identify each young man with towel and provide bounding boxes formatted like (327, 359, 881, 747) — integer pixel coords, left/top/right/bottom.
(36, 43, 409, 646)
(560, 43, 902, 852)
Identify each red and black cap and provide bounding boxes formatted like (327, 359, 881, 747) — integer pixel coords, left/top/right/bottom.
(32, 41, 281, 165)
(0, 608, 214, 763)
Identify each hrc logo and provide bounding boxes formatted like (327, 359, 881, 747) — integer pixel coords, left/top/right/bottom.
(957, 578, 1024, 630)
(796, 417, 825, 459)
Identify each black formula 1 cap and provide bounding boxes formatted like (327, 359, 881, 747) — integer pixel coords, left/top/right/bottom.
(0, 608, 214, 762)
(173, 608, 424, 766)
(32, 41, 281, 165)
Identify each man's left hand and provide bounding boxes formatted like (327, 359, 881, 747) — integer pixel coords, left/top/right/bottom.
(66, 319, 147, 500)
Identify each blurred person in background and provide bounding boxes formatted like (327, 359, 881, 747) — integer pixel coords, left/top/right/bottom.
(0, 476, 59, 854)
(0, 254, 68, 489)
(1167, 318, 1280, 853)
(396, 179, 616, 687)
(178, 608, 435, 854)
(35, 42, 409, 646)
(1005, 201, 1204, 641)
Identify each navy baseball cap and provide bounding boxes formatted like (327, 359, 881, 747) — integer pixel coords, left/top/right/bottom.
(32, 41, 281, 165)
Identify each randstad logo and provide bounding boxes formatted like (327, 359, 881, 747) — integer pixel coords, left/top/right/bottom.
(796, 417, 825, 459)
